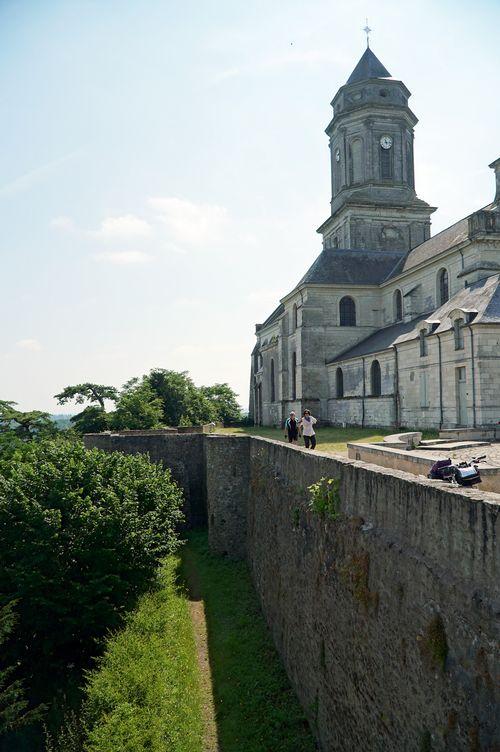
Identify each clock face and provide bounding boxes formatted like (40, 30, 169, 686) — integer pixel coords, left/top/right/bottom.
(380, 135, 393, 150)
(335, 148, 340, 162)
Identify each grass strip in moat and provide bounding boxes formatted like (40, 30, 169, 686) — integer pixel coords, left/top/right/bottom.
(81, 557, 203, 752)
(182, 531, 316, 752)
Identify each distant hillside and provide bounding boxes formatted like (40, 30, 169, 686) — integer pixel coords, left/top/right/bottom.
(51, 414, 73, 429)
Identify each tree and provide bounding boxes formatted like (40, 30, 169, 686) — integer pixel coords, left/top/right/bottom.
(54, 384, 118, 435)
(0, 401, 57, 441)
(109, 380, 163, 430)
(146, 370, 216, 426)
(200, 383, 242, 424)
(69, 406, 109, 434)
(0, 601, 46, 735)
(54, 384, 118, 412)
(0, 439, 184, 715)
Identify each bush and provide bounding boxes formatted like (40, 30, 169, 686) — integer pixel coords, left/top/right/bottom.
(0, 440, 184, 716)
(81, 558, 202, 752)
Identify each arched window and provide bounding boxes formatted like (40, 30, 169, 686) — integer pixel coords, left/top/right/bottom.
(339, 296, 356, 327)
(370, 360, 381, 397)
(293, 304, 298, 330)
(270, 359, 275, 402)
(336, 367, 344, 398)
(393, 289, 403, 322)
(291, 352, 297, 400)
(438, 269, 449, 306)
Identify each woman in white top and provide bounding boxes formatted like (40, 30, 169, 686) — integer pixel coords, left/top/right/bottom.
(299, 409, 317, 449)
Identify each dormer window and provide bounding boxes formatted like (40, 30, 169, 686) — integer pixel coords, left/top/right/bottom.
(454, 319, 464, 350)
(419, 329, 427, 357)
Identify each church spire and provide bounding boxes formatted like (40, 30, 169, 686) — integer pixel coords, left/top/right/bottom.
(346, 47, 391, 85)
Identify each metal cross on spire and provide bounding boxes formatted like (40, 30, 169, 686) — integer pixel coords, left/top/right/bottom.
(363, 18, 371, 48)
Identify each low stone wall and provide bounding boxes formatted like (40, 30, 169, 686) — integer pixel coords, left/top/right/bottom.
(83, 431, 206, 525)
(207, 436, 500, 752)
(348, 441, 500, 493)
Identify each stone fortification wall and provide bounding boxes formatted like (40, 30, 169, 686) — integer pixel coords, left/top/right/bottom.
(84, 431, 499, 750)
(206, 436, 500, 752)
(83, 431, 206, 526)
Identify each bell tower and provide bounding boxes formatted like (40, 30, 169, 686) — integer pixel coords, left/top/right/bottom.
(317, 47, 436, 252)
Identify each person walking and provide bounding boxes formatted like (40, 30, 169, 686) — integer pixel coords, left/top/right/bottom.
(284, 411, 299, 444)
(299, 409, 317, 449)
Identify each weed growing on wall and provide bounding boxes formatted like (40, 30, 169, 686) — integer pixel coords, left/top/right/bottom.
(307, 477, 341, 519)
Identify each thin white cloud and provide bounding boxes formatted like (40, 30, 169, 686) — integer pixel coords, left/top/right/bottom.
(212, 47, 351, 84)
(16, 338, 42, 352)
(92, 251, 152, 265)
(50, 215, 76, 232)
(0, 151, 80, 198)
(91, 214, 153, 241)
(149, 197, 229, 248)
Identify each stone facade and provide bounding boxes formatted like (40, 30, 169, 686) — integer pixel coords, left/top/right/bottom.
(250, 47, 500, 430)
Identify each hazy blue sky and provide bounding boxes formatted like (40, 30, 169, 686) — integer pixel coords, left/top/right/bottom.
(1, 0, 499, 413)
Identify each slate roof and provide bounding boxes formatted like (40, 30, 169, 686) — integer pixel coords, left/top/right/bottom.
(346, 48, 391, 85)
(328, 314, 428, 364)
(398, 217, 469, 274)
(260, 303, 284, 329)
(328, 274, 500, 364)
(432, 274, 500, 330)
(296, 248, 405, 287)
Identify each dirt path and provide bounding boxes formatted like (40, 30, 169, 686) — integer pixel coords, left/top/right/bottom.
(183, 552, 220, 752)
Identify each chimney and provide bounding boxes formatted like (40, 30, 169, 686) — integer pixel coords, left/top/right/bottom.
(489, 157, 500, 204)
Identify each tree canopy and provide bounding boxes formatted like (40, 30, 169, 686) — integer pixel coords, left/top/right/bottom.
(54, 383, 118, 411)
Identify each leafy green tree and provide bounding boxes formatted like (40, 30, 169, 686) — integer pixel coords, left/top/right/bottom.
(0, 439, 184, 714)
(146, 369, 216, 426)
(109, 380, 163, 430)
(69, 406, 109, 434)
(200, 383, 242, 424)
(54, 384, 118, 435)
(0, 601, 45, 735)
(54, 384, 118, 411)
(0, 401, 57, 441)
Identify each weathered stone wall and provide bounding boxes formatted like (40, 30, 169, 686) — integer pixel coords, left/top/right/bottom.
(83, 431, 206, 526)
(207, 436, 500, 752)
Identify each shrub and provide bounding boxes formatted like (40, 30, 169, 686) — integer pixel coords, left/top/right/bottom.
(307, 477, 341, 519)
(0, 440, 184, 714)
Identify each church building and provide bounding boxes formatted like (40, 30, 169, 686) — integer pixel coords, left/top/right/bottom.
(250, 46, 500, 429)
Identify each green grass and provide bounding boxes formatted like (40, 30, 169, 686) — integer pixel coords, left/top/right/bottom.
(218, 425, 439, 454)
(182, 531, 315, 752)
(82, 557, 203, 752)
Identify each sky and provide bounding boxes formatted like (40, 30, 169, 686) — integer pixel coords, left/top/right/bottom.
(1, 0, 499, 413)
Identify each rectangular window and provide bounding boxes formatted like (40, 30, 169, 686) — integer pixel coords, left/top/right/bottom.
(380, 146, 393, 179)
(419, 330, 427, 357)
(454, 319, 464, 350)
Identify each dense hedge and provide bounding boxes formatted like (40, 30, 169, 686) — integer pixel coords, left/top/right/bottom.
(82, 558, 202, 752)
(0, 439, 184, 723)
